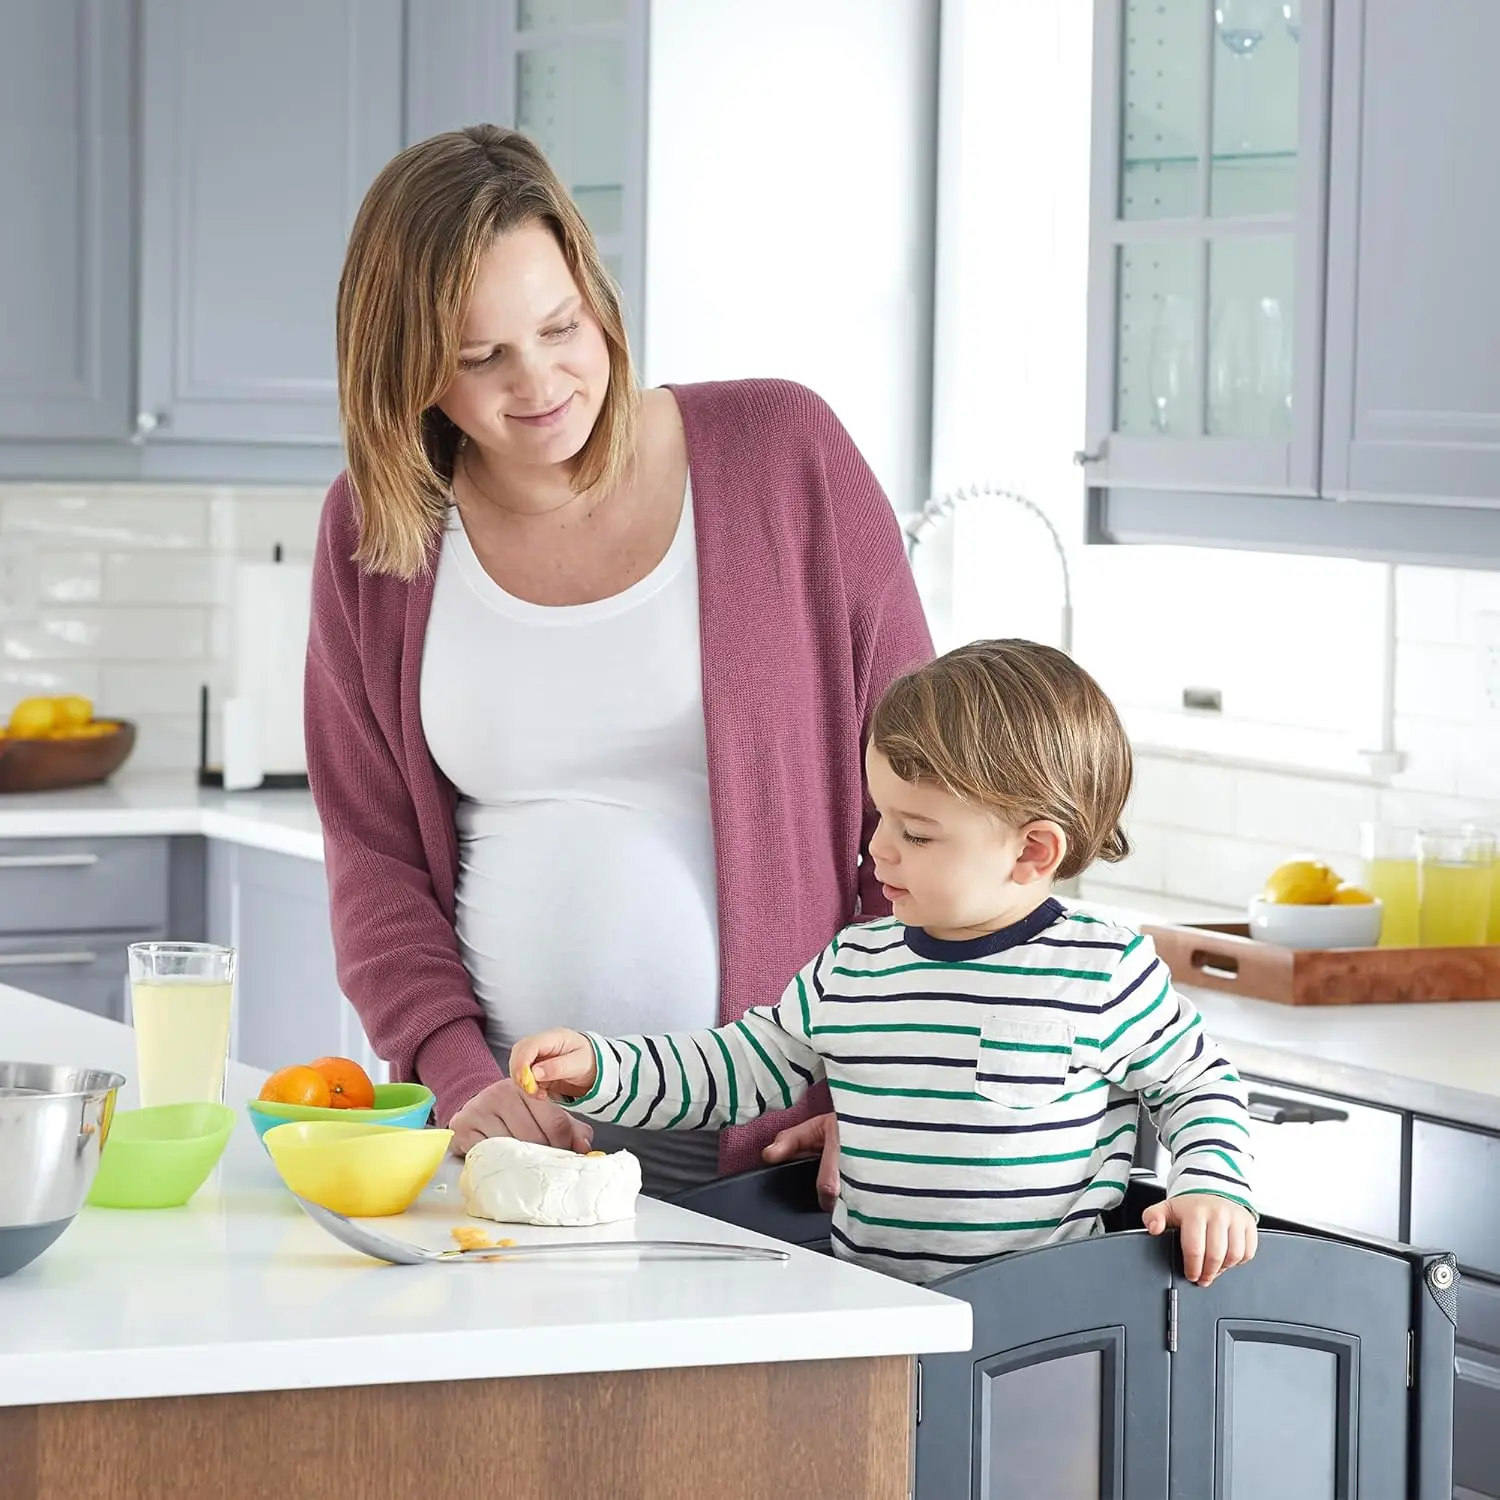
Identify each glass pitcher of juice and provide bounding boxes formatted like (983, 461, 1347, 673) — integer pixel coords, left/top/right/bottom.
(1360, 822, 1419, 948)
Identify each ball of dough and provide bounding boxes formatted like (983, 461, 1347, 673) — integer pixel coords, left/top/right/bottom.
(459, 1137, 642, 1227)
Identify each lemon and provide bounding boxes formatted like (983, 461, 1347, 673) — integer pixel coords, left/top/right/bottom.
(1331, 882, 1376, 905)
(7, 697, 56, 739)
(54, 695, 93, 732)
(1261, 858, 1342, 905)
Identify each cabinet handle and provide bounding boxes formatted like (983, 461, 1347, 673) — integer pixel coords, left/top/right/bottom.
(131, 410, 170, 445)
(1248, 1091, 1350, 1126)
(0, 853, 100, 870)
(1073, 445, 1106, 466)
(0, 951, 98, 968)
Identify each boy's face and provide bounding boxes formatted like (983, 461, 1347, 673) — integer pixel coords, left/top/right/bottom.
(864, 747, 1065, 940)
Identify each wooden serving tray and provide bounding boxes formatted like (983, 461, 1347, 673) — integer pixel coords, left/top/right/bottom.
(1144, 921, 1500, 1006)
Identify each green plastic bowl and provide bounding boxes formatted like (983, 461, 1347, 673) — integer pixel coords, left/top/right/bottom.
(86, 1103, 236, 1209)
(245, 1082, 434, 1143)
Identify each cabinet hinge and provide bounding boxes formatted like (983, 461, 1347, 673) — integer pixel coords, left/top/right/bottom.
(915, 1358, 923, 1424)
(1167, 1288, 1179, 1353)
(1406, 1330, 1415, 1389)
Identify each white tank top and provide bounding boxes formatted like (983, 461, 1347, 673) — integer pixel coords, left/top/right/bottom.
(419, 482, 721, 1056)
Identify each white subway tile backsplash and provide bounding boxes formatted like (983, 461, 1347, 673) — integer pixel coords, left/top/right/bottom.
(3, 608, 209, 663)
(1, 489, 210, 550)
(0, 663, 102, 712)
(99, 662, 222, 718)
(125, 712, 206, 773)
(37, 551, 104, 604)
(1161, 829, 1289, 910)
(1232, 768, 1377, 858)
(1395, 642, 1480, 723)
(1129, 755, 1237, 833)
(209, 489, 323, 560)
(103, 551, 231, 607)
(1396, 567, 1463, 646)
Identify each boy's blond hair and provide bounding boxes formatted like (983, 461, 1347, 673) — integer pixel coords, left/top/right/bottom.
(870, 639, 1132, 881)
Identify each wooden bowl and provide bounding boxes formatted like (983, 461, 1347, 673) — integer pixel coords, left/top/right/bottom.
(0, 721, 137, 794)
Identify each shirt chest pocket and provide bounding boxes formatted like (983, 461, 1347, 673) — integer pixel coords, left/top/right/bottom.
(974, 1014, 1075, 1108)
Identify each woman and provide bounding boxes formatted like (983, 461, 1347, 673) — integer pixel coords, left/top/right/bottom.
(306, 124, 931, 1199)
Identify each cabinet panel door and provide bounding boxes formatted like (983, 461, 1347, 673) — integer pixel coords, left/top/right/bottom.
(0, 0, 132, 440)
(1322, 0, 1500, 506)
(0, 931, 141, 1022)
(1143, 1080, 1404, 1241)
(1455, 1280, 1500, 1500)
(1082, 0, 1331, 496)
(138, 0, 403, 445)
(1168, 1231, 1416, 1499)
(1410, 1118, 1500, 1280)
(918, 1231, 1172, 1500)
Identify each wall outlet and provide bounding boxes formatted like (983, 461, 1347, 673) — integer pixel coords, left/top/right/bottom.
(1480, 613, 1500, 717)
(0, 540, 39, 621)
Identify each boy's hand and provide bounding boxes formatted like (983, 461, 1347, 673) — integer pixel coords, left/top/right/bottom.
(1142, 1195, 1258, 1287)
(508, 1030, 597, 1102)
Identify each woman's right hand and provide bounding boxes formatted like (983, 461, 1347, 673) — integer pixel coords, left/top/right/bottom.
(447, 1077, 594, 1158)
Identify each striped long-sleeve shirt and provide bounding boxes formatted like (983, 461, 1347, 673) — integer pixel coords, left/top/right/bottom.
(570, 899, 1255, 1283)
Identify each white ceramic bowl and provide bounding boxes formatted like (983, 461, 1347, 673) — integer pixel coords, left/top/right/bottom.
(1248, 897, 1384, 950)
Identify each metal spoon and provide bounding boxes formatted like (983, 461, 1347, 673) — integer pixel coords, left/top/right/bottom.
(293, 1195, 790, 1266)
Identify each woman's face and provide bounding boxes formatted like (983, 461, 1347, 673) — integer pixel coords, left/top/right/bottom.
(436, 221, 612, 475)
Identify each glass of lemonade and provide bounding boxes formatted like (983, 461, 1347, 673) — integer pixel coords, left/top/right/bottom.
(1360, 822, 1419, 948)
(1416, 829, 1495, 948)
(128, 942, 236, 1107)
(1461, 823, 1500, 944)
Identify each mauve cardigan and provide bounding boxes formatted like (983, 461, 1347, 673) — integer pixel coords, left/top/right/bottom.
(304, 378, 934, 1174)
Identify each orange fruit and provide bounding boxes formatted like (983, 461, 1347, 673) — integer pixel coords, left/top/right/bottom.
(308, 1056, 376, 1110)
(258, 1065, 331, 1108)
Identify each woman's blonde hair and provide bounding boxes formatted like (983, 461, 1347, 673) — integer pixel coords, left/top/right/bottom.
(336, 124, 637, 578)
(870, 640, 1133, 881)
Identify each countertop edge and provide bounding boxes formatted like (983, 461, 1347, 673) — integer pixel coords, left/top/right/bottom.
(1, 1301, 973, 1409)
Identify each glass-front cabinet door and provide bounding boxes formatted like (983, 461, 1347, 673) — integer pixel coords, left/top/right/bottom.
(513, 0, 646, 349)
(1082, 0, 1330, 494)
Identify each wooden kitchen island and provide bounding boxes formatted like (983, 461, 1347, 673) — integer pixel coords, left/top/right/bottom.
(0, 987, 969, 1499)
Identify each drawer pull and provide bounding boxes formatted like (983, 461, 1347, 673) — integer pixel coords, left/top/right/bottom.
(0, 951, 99, 968)
(0, 853, 101, 870)
(1248, 1091, 1350, 1126)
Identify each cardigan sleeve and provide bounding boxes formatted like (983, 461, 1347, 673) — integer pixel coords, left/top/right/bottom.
(304, 479, 503, 1126)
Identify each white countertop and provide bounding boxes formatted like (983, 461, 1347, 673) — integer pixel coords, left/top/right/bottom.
(0, 777, 323, 860)
(0, 985, 971, 1409)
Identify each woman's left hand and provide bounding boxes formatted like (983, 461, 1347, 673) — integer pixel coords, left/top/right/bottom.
(762, 1110, 842, 1211)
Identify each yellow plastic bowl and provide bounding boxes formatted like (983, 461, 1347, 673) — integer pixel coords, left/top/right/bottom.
(262, 1120, 453, 1218)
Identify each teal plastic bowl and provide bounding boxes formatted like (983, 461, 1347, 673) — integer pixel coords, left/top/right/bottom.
(246, 1081, 434, 1145)
(86, 1103, 236, 1209)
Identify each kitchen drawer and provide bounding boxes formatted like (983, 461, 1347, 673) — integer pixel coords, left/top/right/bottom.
(1411, 1117, 1500, 1280)
(1457, 1280, 1500, 1500)
(0, 837, 169, 935)
(0, 930, 147, 1022)
(1145, 1077, 1403, 1239)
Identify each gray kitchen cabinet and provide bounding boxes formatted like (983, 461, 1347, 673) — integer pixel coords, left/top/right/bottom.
(1082, 0, 1330, 497)
(0, 0, 133, 442)
(1086, 0, 1500, 566)
(405, 0, 648, 356)
(1411, 1117, 1500, 1283)
(1321, 0, 1500, 511)
(1455, 1280, 1500, 1500)
(208, 842, 382, 1080)
(0, 932, 135, 1023)
(137, 0, 404, 448)
(1144, 1075, 1404, 1240)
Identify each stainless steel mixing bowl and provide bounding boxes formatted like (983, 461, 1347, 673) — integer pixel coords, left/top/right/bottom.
(0, 1061, 124, 1277)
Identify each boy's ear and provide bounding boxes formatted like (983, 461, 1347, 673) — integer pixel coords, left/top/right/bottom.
(1013, 821, 1068, 886)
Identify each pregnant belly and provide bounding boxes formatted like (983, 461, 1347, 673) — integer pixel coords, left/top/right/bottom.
(454, 798, 721, 1046)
